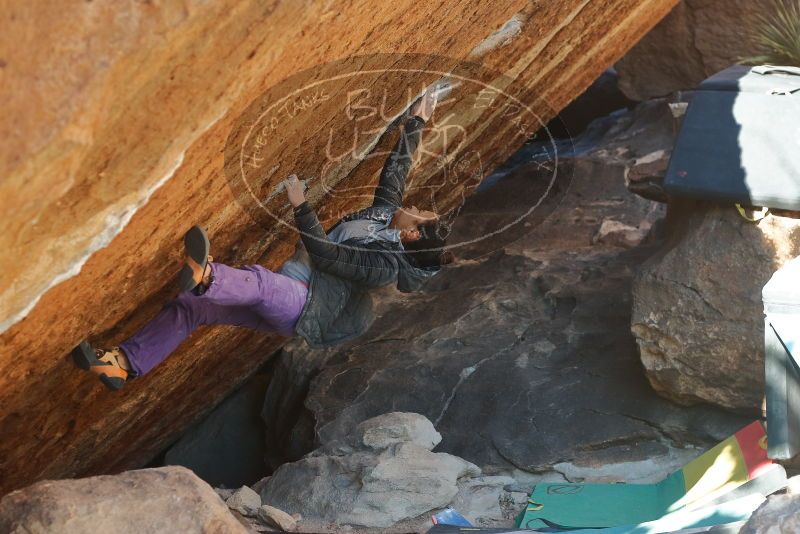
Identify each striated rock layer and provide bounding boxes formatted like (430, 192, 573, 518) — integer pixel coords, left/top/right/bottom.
(0, 0, 678, 494)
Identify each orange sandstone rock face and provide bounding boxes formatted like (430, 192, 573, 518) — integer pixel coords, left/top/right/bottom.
(0, 0, 678, 494)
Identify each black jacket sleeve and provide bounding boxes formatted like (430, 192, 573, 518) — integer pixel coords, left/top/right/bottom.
(371, 115, 426, 209)
(293, 202, 399, 288)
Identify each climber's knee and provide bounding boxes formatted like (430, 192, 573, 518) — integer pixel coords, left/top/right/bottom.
(171, 293, 208, 329)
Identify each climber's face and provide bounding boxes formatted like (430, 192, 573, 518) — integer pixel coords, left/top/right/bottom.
(392, 205, 437, 243)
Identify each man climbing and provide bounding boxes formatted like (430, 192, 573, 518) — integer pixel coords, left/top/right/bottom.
(72, 86, 452, 391)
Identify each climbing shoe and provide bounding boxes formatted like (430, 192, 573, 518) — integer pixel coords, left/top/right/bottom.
(178, 225, 211, 292)
(71, 341, 129, 391)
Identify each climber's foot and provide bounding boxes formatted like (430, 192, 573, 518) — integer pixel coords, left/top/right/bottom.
(71, 341, 130, 391)
(178, 225, 212, 292)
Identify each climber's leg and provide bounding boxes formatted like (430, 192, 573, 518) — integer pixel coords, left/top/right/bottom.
(73, 261, 307, 388)
(118, 292, 267, 377)
(247, 265, 308, 337)
(199, 263, 308, 337)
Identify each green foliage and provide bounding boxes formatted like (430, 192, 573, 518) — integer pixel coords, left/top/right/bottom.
(744, 0, 800, 66)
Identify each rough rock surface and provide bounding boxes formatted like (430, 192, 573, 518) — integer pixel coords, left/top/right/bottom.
(216, 487, 235, 501)
(258, 504, 297, 532)
(451, 476, 530, 528)
(261, 103, 750, 486)
(261, 412, 481, 528)
(165, 374, 269, 488)
(357, 412, 442, 451)
(0, 466, 248, 534)
(617, 0, 772, 100)
(632, 202, 800, 411)
(742, 492, 800, 533)
(225, 486, 261, 516)
(227, 485, 262, 517)
(0, 0, 680, 494)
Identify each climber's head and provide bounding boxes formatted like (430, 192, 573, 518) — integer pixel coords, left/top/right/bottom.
(391, 205, 438, 243)
(391, 206, 454, 269)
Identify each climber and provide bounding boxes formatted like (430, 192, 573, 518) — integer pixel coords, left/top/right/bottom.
(71, 86, 452, 391)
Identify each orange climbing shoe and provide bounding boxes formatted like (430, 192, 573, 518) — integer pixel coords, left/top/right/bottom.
(71, 341, 129, 391)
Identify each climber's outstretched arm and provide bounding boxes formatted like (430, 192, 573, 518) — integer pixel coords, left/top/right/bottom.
(371, 116, 425, 209)
(371, 85, 438, 209)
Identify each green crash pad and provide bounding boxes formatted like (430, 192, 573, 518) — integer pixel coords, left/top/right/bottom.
(572, 494, 765, 534)
(518, 421, 775, 530)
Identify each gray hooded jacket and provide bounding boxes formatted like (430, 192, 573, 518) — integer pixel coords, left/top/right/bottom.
(292, 116, 437, 347)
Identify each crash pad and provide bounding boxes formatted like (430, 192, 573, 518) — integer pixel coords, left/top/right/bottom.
(574, 494, 764, 534)
(518, 421, 774, 530)
(428, 520, 745, 533)
(663, 65, 800, 210)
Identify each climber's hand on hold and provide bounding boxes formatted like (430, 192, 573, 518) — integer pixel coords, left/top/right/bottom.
(410, 85, 438, 122)
(284, 174, 306, 208)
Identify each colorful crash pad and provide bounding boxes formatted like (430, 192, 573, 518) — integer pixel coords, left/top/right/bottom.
(428, 518, 747, 533)
(573, 494, 764, 534)
(518, 421, 774, 530)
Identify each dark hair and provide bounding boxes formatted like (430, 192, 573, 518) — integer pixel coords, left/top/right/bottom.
(403, 221, 454, 269)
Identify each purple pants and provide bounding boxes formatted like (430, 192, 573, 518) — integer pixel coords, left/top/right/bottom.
(120, 263, 308, 376)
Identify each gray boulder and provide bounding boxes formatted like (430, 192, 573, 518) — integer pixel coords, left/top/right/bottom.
(345, 442, 480, 526)
(260, 412, 480, 528)
(632, 201, 800, 410)
(742, 492, 800, 533)
(357, 412, 442, 451)
(257, 504, 297, 531)
(0, 466, 248, 534)
(451, 476, 528, 528)
(226, 485, 261, 517)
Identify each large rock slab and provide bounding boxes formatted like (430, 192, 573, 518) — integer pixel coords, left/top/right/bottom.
(617, 0, 773, 100)
(261, 412, 480, 528)
(261, 103, 750, 485)
(632, 202, 800, 411)
(0, 466, 248, 534)
(0, 0, 679, 494)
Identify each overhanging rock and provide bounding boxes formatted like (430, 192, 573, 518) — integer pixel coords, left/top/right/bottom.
(0, 0, 678, 494)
